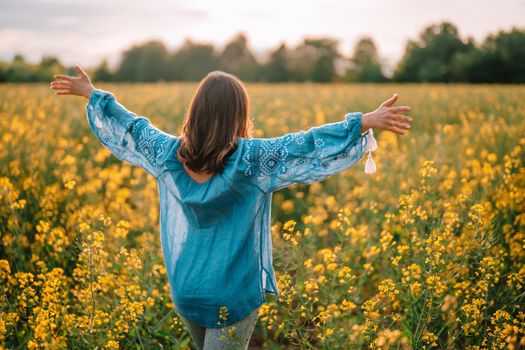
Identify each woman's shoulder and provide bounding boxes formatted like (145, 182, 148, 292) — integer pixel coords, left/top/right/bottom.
(231, 137, 259, 177)
(233, 135, 298, 177)
(222, 138, 265, 191)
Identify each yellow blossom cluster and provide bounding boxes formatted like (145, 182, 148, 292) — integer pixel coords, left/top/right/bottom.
(1, 83, 524, 348)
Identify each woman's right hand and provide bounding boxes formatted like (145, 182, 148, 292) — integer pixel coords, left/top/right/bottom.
(361, 93, 412, 135)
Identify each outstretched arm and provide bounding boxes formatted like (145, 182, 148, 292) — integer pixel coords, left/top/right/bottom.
(50, 66, 178, 179)
(240, 94, 413, 193)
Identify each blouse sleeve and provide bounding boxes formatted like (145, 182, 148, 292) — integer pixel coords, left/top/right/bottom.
(239, 112, 376, 193)
(85, 88, 178, 179)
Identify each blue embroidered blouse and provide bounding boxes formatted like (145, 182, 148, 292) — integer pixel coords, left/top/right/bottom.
(85, 88, 374, 328)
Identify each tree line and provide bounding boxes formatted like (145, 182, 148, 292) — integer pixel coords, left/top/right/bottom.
(1, 21, 524, 84)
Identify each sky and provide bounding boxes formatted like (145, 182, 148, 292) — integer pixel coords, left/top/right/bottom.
(1, 0, 524, 73)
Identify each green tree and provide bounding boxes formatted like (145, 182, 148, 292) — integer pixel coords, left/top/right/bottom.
(32, 56, 64, 82)
(92, 59, 113, 82)
(261, 43, 290, 82)
(167, 39, 222, 81)
(345, 37, 386, 82)
(219, 33, 260, 81)
(308, 38, 340, 82)
(0, 60, 8, 82)
(115, 40, 170, 82)
(288, 37, 341, 82)
(6, 54, 35, 82)
(394, 22, 472, 82)
(473, 28, 525, 83)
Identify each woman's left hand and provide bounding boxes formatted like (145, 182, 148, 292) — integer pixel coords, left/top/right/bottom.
(50, 65, 95, 100)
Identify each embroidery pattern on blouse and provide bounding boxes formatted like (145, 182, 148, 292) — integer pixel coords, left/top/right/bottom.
(294, 131, 306, 145)
(93, 105, 104, 128)
(314, 138, 325, 148)
(258, 134, 294, 175)
(241, 114, 364, 178)
(92, 95, 170, 168)
(131, 119, 170, 166)
(241, 140, 254, 176)
(294, 157, 306, 166)
(93, 104, 114, 145)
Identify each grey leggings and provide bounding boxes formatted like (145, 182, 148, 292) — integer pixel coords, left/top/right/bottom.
(179, 307, 260, 350)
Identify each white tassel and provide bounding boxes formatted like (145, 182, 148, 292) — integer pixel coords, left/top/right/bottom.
(365, 152, 376, 174)
(365, 128, 377, 152)
(364, 129, 377, 174)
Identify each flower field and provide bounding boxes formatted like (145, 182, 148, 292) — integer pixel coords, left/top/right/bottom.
(1, 82, 524, 349)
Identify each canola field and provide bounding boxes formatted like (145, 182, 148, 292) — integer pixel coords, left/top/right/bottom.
(0, 83, 524, 349)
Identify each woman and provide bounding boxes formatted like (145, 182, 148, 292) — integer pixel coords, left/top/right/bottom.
(50, 66, 412, 350)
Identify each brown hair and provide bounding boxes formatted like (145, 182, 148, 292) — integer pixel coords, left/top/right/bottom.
(177, 71, 253, 174)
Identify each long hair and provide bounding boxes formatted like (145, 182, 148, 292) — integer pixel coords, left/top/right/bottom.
(177, 71, 254, 174)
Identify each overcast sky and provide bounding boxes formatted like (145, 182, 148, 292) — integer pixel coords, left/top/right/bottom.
(1, 0, 524, 73)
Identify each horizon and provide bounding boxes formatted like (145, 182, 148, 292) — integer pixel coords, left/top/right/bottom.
(1, 0, 524, 74)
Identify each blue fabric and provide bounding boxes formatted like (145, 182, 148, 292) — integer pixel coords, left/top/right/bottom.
(85, 88, 371, 328)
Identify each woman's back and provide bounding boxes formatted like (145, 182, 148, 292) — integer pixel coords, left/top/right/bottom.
(158, 136, 277, 329)
(84, 87, 372, 327)
(52, 66, 411, 349)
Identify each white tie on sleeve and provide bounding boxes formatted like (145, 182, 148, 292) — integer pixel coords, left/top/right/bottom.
(364, 129, 377, 174)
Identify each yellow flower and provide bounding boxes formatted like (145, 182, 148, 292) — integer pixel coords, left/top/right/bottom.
(283, 219, 296, 231)
(281, 199, 295, 214)
(304, 279, 319, 294)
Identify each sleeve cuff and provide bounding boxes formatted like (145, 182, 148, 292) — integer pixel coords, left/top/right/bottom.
(87, 88, 116, 108)
(344, 112, 369, 137)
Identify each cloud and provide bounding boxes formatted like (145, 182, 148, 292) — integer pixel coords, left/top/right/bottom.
(0, 0, 210, 66)
(0, 0, 208, 33)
